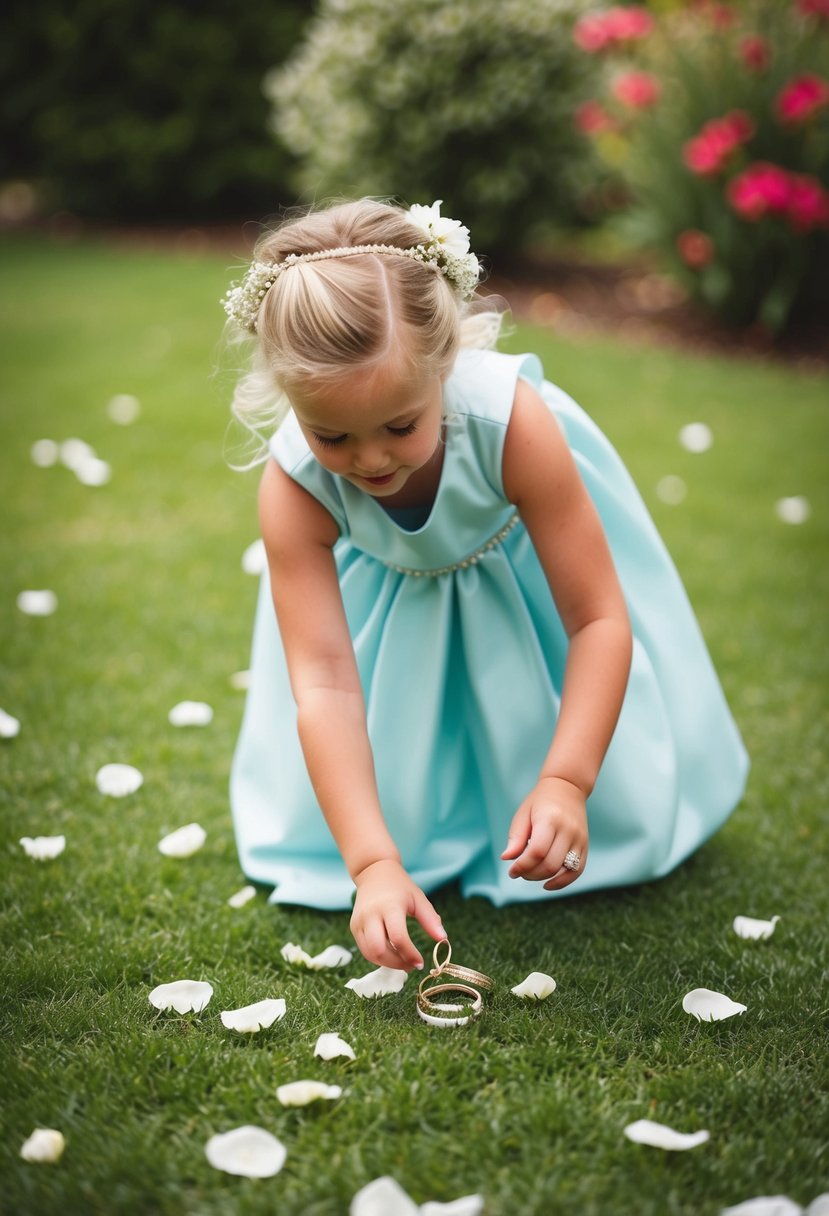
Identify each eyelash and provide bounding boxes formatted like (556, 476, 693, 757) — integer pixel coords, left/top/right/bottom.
(312, 422, 417, 448)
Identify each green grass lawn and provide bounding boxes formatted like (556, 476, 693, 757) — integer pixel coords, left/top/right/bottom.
(1, 234, 827, 1216)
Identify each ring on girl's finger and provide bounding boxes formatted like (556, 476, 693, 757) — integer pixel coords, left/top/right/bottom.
(563, 849, 581, 872)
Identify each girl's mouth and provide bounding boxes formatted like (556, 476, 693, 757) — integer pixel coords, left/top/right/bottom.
(361, 471, 397, 486)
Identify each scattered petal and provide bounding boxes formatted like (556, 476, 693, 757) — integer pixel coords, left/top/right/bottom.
(656, 474, 687, 505)
(350, 1176, 419, 1216)
(720, 1198, 803, 1216)
(733, 915, 781, 940)
(168, 700, 213, 727)
(682, 987, 747, 1021)
(345, 966, 408, 998)
(624, 1119, 710, 1151)
(0, 708, 21, 738)
(421, 1197, 485, 1216)
(95, 763, 143, 797)
(20, 1128, 65, 1163)
(17, 589, 58, 616)
(228, 884, 257, 908)
(229, 669, 251, 690)
(314, 1032, 356, 1061)
(511, 972, 557, 1000)
(679, 422, 713, 453)
(775, 495, 811, 525)
(59, 438, 95, 471)
(281, 941, 353, 970)
(242, 538, 266, 575)
(107, 394, 141, 425)
(220, 998, 286, 1033)
(19, 835, 66, 861)
(204, 1125, 286, 1178)
(149, 979, 213, 1014)
(75, 456, 111, 486)
(276, 1080, 342, 1106)
(158, 822, 207, 858)
(30, 439, 60, 467)
(807, 1196, 829, 1216)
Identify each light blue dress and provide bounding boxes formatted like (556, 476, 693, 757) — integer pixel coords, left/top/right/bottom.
(230, 350, 748, 910)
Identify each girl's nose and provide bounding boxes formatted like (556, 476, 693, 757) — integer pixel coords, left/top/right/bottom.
(354, 442, 388, 473)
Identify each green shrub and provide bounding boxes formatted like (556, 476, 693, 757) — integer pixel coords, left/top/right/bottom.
(0, 0, 310, 222)
(266, 0, 601, 253)
(573, 0, 829, 332)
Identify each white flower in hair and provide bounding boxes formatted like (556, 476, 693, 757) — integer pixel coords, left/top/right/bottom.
(407, 200, 471, 257)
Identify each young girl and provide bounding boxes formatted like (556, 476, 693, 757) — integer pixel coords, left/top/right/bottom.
(225, 198, 748, 973)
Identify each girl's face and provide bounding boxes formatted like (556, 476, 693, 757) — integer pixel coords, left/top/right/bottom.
(289, 363, 444, 498)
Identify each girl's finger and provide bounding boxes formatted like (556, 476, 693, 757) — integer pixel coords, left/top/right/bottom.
(382, 908, 421, 970)
(507, 819, 557, 878)
(413, 891, 444, 943)
(500, 804, 531, 860)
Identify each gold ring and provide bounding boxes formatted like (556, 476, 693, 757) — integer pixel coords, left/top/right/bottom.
(416, 981, 483, 1027)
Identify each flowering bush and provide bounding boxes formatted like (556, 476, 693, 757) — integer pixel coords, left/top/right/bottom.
(265, 0, 601, 252)
(573, 0, 829, 331)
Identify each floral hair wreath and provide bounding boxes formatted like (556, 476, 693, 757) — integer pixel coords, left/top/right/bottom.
(222, 201, 480, 334)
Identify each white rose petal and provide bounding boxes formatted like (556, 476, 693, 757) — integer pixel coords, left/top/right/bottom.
(168, 700, 213, 727)
(720, 1198, 803, 1216)
(511, 972, 557, 1000)
(733, 915, 781, 941)
(17, 589, 58, 616)
(149, 979, 213, 1014)
(345, 966, 408, 998)
(421, 1196, 486, 1216)
(107, 394, 141, 425)
(276, 1080, 342, 1106)
(220, 998, 286, 1033)
(682, 987, 747, 1022)
(624, 1119, 710, 1151)
(19, 835, 66, 861)
(229, 669, 251, 690)
(242, 538, 267, 575)
(0, 708, 21, 738)
(351, 1177, 420, 1216)
(20, 1128, 66, 1163)
(75, 456, 111, 486)
(158, 822, 207, 858)
(656, 475, 687, 505)
(314, 1032, 356, 1061)
(31, 439, 60, 467)
(95, 763, 143, 797)
(204, 1125, 286, 1178)
(775, 496, 811, 525)
(281, 941, 353, 970)
(59, 438, 95, 471)
(679, 422, 713, 453)
(228, 884, 256, 908)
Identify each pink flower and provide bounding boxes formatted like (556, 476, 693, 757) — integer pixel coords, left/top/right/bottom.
(739, 35, 771, 72)
(683, 111, 755, 176)
(786, 173, 829, 231)
(676, 229, 715, 269)
(693, 0, 737, 27)
(573, 6, 654, 53)
(776, 75, 829, 124)
(575, 100, 615, 134)
(727, 162, 793, 221)
(797, 0, 829, 19)
(612, 71, 661, 109)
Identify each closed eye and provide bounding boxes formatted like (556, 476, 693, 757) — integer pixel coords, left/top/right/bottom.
(312, 432, 347, 448)
(387, 422, 417, 436)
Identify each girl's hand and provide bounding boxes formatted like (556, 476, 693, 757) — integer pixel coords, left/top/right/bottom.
(501, 776, 589, 891)
(351, 859, 445, 971)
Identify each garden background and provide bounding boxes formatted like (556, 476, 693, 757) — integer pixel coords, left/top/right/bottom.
(1, 2, 827, 1214)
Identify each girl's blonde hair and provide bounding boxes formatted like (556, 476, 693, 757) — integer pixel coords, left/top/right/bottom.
(226, 199, 504, 468)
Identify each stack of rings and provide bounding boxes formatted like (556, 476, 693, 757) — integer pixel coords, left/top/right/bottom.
(416, 939, 493, 1028)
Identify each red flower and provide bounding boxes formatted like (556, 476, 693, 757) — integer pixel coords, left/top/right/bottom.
(683, 111, 755, 176)
(693, 0, 737, 27)
(797, 0, 829, 19)
(776, 75, 829, 124)
(727, 163, 793, 221)
(676, 229, 715, 269)
(575, 100, 615, 135)
(573, 6, 654, 53)
(786, 173, 829, 231)
(739, 35, 771, 72)
(612, 71, 661, 109)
